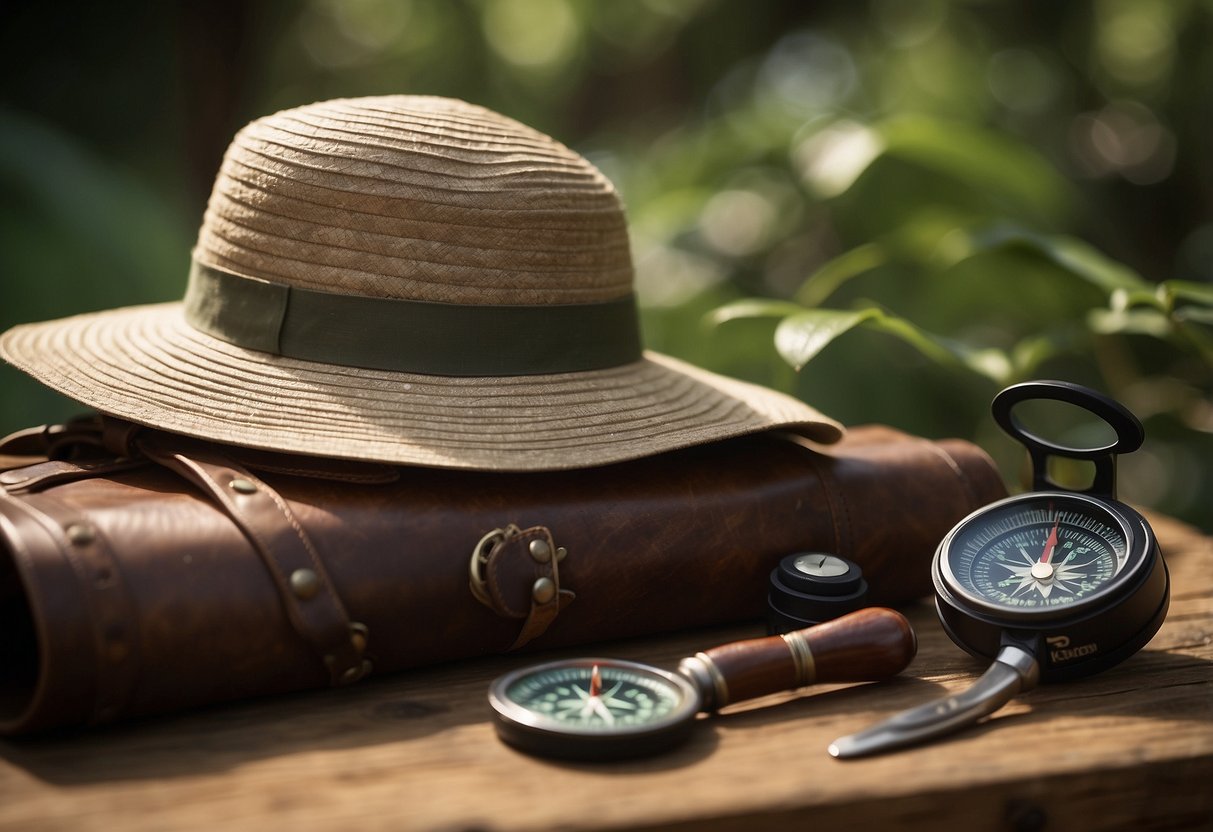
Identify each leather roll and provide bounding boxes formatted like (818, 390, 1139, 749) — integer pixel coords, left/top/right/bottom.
(0, 422, 1005, 734)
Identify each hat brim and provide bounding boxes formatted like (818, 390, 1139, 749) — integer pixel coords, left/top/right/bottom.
(0, 302, 843, 470)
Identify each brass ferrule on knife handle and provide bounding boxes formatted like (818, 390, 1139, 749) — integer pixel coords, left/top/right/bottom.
(677, 607, 918, 711)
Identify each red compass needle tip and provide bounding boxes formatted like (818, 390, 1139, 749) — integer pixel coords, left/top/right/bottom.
(1041, 516, 1060, 564)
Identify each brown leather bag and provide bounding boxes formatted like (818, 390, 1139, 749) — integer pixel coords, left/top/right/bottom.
(0, 418, 1005, 734)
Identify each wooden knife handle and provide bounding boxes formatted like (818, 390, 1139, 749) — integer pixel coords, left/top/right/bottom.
(677, 607, 917, 711)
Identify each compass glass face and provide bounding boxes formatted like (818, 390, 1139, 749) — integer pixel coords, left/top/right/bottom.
(942, 496, 1131, 611)
(502, 661, 690, 733)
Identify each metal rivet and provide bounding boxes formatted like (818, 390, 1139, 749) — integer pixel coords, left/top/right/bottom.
(555, 547, 568, 562)
(350, 622, 369, 654)
(532, 577, 556, 604)
(104, 624, 127, 662)
(339, 660, 373, 685)
(529, 538, 552, 563)
(230, 478, 257, 495)
(95, 567, 114, 588)
(290, 568, 321, 600)
(66, 523, 95, 546)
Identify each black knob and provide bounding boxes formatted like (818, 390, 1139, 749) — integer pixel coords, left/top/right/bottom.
(767, 552, 869, 634)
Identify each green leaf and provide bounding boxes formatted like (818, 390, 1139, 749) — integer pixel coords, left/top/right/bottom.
(772, 305, 1011, 383)
(1089, 298, 1213, 364)
(1161, 280, 1213, 309)
(794, 243, 888, 307)
(945, 226, 1149, 296)
(1111, 288, 1168, 312)
(1174, 306, 1213, 326)
(774, 308, 881, 369)
(1088, 308, 1174, 338)
(1040, 236, 1150, 295)
(877, 116, 1070, 223)
(705, 298, 805, 327)
(1010, 335, 1062, 377)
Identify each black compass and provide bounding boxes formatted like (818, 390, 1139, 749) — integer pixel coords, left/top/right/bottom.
(945, 499, 1126, 610)
(831, 380, 1170, 758)
(932, 489, 1165, 683)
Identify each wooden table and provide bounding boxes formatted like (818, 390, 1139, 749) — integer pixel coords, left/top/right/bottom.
(0, 514, 1209, 831)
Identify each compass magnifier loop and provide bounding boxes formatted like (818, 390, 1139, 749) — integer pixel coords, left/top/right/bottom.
(991, 379, 1144, 497)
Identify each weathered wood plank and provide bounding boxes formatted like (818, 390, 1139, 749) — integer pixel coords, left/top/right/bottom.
(0, 515, 1208, 831)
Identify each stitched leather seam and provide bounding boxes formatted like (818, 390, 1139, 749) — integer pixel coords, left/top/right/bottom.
(771, 432, 850, 554)
(21, 492, 140, 724)
(241, 463, 396, 484)
(918, 439, 979, 508)
(799, 445, 847, 555)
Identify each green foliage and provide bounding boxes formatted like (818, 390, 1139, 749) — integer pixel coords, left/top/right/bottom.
(1, 0, 1210, 527)
(606, 3, 1213, 527)
(0, 108, 191, 430)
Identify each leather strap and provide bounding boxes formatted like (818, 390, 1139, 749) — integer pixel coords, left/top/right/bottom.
(0, 424, 61, 456)
(0, 418, 147, 494)
(137, 434, 370, 686)
(1, 416, 401, 487)
(0, 458, 145, 494)
(776, 432, 853, 557)
(20, 491, 141, 724)
(184, 260, 644, 376)
(0, 419, 111, 459)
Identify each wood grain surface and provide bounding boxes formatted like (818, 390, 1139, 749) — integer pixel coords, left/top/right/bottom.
(0, 514, 1208, 831)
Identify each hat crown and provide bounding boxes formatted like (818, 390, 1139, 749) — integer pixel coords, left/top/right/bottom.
(193, 96, 633, 305)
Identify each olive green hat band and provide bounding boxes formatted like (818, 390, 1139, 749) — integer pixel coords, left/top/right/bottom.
(183, 261, 644, 377)
(0, 96, 845, 472)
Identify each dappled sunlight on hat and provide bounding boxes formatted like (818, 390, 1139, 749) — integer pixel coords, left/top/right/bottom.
(1, 96, 841, 470)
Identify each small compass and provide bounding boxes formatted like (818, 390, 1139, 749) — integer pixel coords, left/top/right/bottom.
(489, 607, 917, 761)
(489, 659, 700, 760)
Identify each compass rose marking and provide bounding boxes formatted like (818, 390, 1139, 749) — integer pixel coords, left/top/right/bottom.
(998, 554, 1102, 600)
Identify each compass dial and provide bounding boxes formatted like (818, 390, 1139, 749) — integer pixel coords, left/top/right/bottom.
(941, 496, 1131, 611)
(506, 663, 683, 730)
(488, 658, 701, 760)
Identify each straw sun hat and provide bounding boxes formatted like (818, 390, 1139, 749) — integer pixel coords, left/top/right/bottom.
(1, 95, 842, 470)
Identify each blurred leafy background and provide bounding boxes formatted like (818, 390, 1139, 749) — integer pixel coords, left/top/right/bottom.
(1, 0, 1210, 528)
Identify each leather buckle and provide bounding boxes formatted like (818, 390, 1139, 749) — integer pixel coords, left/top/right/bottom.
(468, 524, 573, 649)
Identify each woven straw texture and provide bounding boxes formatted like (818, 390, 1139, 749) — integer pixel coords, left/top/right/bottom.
(199, 96, 631, 305)
(0, 95, 842, 470)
